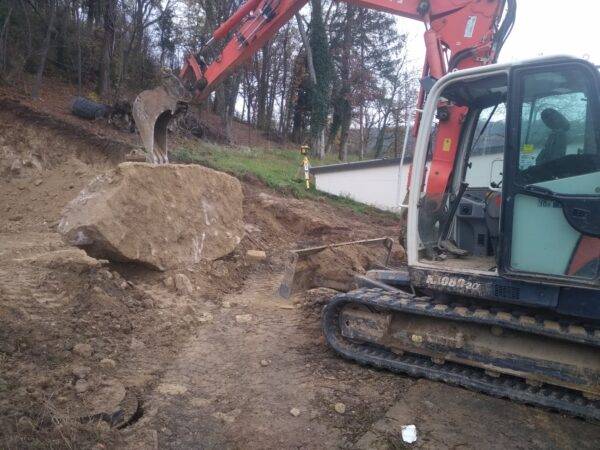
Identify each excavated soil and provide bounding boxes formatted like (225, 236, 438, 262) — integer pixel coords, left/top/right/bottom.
(1, 97, 600, 449)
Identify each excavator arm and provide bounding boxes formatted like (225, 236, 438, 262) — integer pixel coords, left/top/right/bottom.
(134, 0, 515, 203)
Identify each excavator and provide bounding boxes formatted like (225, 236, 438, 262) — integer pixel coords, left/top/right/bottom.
(132, 0, 600, 420)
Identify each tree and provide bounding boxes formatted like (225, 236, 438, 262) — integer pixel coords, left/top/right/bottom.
(308, 0, 332, 159)
(32, 0, 57, 99)
(97, 0, 116, 98)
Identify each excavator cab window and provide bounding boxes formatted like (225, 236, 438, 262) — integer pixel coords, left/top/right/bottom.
(501, 60, 600, 287)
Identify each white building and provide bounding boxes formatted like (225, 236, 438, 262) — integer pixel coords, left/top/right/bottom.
(311, 153, 502, 212)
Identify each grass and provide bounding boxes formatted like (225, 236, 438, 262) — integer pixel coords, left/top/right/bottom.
(171, 142, 395, 218)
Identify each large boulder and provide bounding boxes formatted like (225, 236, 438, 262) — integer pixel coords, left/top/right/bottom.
(58, 162, 244, 270)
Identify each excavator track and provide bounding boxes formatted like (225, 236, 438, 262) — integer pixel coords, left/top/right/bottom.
(322, 288, 600, 421)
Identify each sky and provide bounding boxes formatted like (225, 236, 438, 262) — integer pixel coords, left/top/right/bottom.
(399, 0, 600, 73)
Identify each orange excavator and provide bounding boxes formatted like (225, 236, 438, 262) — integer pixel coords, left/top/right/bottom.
(134, 1, 600, 420)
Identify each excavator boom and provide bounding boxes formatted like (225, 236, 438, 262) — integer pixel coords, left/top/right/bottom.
(133, 0, 515, 194)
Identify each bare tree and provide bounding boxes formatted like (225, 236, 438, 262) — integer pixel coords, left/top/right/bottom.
(32, 0, 57, 99)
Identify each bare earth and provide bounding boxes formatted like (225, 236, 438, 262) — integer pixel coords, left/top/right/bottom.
(1, 98, 599, 449)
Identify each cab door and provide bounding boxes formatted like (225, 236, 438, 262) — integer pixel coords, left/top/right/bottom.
(500, 59, 600, 288)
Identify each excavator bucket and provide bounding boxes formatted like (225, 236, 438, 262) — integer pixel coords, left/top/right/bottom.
(132, 74, 191, 164)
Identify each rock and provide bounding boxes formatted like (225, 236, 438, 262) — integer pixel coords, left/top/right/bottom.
(98, 269, 114, 280)
(221, 301, 231, 309)
(72, 366, 91, 379)
(58, 163, 244, 271)
(212, 409, 241, 424)
(73, 343, 93, 358)
(163, 276, 174, 288)
(75, 379, 90, 394)
(197, 312, 213, 324)
(334, 402, 346, 414)
(130, 337, 145, 350)
(260, 359, 270, 367)
(157, 383, 188, 396)
(290, 408, 301, 417)
(246, 250, 267, 262)
(33, 178, 43, 186)
(8, 215, 22, 222)
(235, 314, 253, 324)
(174, 273, 194, 295)
(100, 358, 117, 369)
(10, 159, 22, 175)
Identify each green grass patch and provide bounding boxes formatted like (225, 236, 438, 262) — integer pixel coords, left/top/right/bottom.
(171, 143, 395, 218)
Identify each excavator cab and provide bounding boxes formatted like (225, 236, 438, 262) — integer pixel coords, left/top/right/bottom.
(408, 56, 600, 312)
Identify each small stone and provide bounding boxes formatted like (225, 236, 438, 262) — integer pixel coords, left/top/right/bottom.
(290, 408, 301, 417)
(34, 179, 43, 186)
(8, 215, 23, 222)
(212, 409, 241, 424)
(334, 402, 346, 414)
(10, 159, 22, 175)
(100, 358, 116, 369)
(73, 343, 93, 358)
(157, 383, 188, 395)
(222, 301, 231, 309)
(72, 366, 91, 379)
(174, 273, 194, 295)
(120, 281, 129, 290)
(164, 276, 174, 288)
(260, 359, 270, 367)
(130, 337, 145, 350)
(74, 379, 89, 394)
(246, 250, 267, 262)
(235, 314, 253, 324)
(198, 312, 213, 324)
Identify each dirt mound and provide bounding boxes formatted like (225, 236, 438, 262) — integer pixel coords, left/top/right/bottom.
(291, 245, 390, 292)
(59, 163, 244, 270)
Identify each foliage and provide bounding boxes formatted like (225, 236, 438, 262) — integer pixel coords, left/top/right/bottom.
(171, 143, 396, 217)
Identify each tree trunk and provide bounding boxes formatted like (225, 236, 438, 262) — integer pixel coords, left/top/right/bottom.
(336, 5, 356, 162)
(295, 14, 316, 84)
(256, 43, 271, 130)
(31, 1, 56, 99)
(75, 2, 82, 95)
(97, 0, 116, 99)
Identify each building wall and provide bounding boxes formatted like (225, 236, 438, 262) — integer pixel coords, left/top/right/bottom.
(313, 154, 501, 212)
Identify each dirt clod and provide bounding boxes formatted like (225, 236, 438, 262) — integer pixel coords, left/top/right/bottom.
(72, 366, 91, 379)
(235, 314, 253, 324)
(100, 358, 117, 369)
(174, 273, 194, 296)
(73, 343, 93, 358)
(75, 379, 90, 394)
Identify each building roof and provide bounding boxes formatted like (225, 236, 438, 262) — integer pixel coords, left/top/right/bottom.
(310, 157, 406, 175)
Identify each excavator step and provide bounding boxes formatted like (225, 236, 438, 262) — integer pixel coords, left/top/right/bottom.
(322, 289, 600, 421)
